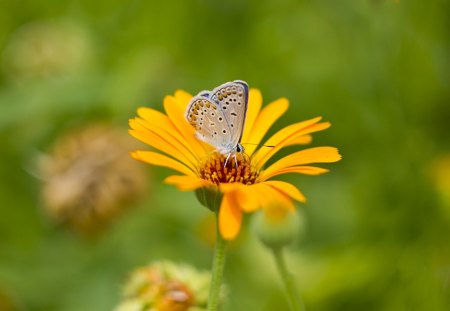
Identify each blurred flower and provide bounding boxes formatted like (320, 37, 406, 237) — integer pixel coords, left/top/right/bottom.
(129, 87, 341, 240)
(195, 214, 217, 248)
(0, 287, 17, 311)
(39, 124, 148, 236)
(430, 154, 450, 214)
(114, 261, 213, 311)
(2, 20, 92, 81)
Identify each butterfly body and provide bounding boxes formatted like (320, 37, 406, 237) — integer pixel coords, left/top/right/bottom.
(185, 80, 249, 165)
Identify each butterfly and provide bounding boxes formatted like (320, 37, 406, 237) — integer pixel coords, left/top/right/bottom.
(185, 80, 249, 167)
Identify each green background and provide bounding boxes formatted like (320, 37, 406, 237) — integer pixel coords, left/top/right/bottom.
(0, 0, 449, 310)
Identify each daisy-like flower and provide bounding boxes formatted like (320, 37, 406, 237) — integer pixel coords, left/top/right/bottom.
(129, 87, 341, 240)
(114, 261, 212, 311)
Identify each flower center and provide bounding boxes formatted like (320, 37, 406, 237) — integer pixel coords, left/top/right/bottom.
(199, 152, 259, 185)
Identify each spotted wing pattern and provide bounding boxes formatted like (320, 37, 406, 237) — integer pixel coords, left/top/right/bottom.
(185, 96, 233, 152)
(185, 80, 249, 154)
(209, 81, 248, 148)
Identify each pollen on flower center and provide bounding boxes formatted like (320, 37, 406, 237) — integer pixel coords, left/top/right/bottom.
(199, 152, 259, 185)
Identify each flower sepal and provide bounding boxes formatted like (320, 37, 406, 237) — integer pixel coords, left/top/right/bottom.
(195, 186, 222, 212)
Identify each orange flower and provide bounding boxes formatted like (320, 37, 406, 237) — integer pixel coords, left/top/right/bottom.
(129, 88, 341, 240)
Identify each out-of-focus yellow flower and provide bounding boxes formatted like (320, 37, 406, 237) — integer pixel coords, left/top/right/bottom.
(114, 261, 213, 311)
(39, 124, 148, 236)
(195, 214, 217, 248)
(430, 154, 450, 214)
(129, 87, 341, 240)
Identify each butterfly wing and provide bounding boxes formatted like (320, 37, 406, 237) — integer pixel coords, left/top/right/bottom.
(209, 80, 249, 148)
(185, 96, 234, 153)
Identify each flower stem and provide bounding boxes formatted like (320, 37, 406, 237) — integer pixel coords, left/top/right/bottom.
(272, 248, 305, 311)
(207, 212, 227, 311)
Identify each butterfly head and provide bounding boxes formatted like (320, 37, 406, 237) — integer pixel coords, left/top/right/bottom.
(215, 143, 244, 155)
(235, 143, 244, 153)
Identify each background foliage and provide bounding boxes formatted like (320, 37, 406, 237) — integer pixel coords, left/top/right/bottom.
(0, 0, 449, 310)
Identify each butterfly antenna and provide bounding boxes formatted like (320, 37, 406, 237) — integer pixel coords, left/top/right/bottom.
(242, 152, 251, 163)
(242, 142, 275, 148)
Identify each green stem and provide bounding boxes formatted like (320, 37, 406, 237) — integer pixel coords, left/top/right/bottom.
(272, 248, 305, 311)
(207, 212, 227, 311)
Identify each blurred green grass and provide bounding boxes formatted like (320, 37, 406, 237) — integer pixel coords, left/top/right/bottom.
(0, 0, 449, 310)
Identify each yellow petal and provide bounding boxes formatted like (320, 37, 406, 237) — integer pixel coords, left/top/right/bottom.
(164, 175, 214, 191)
(137, 107, 208, 160)
(129, 119, 199, 170)
(220, 183, 262, 212)
(219, 182, 242, 193)
(174, 90, 192, 109)
(284, 134, 313, 146)
(238, 184, 264, 212)
(220, 182, 297, 213)
(137, 107, 172, 128)
(243, 97, 289, 156)
(262, 147, 341, 179)
(164, 95, 194, 136)
(163, 95, 210, 157)
(260, 184, 296, 212)
(252, 117, 331, 168)
(219, 192, 243, 240)
(131, 151, 196, 177)
(241, 88, 262, 144)
(264, 180, 306, 203)
(260, 166, 329, 180)
(251, 117, 322, 166)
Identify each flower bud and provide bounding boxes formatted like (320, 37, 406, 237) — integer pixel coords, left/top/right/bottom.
(253, 206, 303, 250)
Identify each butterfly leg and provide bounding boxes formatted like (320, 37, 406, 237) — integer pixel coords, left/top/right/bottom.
(224, 153, 231, 168)
(233, 153, 238, 168)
